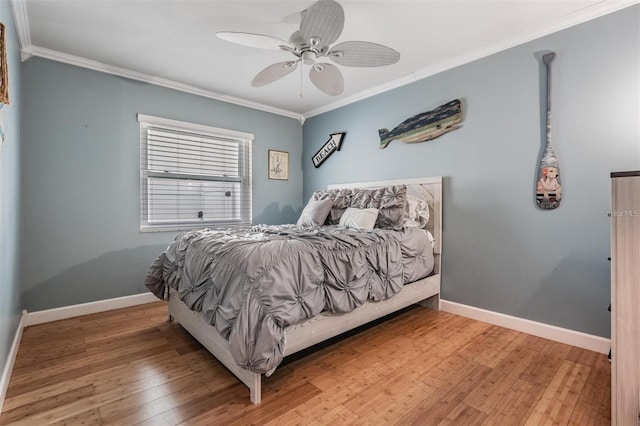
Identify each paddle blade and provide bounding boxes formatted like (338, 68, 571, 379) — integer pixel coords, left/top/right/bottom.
(328, 41, 400, 67)
(300, 0, 344, 48)
(309, 63, 343, 96)
(252, 61, 299, 87)
(217, 32, 293, 51)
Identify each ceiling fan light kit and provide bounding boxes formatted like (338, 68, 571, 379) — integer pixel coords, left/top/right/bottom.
(216, 0, 400, 96)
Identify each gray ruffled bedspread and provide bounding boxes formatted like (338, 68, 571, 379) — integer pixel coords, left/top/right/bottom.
(145, 224, 434, 374)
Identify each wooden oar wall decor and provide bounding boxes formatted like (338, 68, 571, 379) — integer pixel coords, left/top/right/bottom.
(535, 52, 562, 210)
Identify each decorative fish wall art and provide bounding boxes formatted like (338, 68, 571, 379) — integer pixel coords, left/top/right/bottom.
(378, 99, 462, 149)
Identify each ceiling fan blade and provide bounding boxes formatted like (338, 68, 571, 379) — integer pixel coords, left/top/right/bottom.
(327, 41, 400, 67)
(300, 0, 344, 48)
(251, 61, 299, 87)
(217, 31, 293, 51)
(309, 63, 344, 96)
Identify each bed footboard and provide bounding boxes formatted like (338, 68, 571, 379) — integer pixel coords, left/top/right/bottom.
(284, 274, 440, 356)
(168, 294, 262, 403)
(168, 272, 439, 405)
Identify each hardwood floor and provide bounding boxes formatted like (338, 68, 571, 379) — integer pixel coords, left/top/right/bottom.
(0, 302, 610, 425)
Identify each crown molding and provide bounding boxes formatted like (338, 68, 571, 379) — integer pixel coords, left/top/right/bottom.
(10, 0, 637, 122)
(302, 0, 639, 119)
(302, 73, 418, 119)
(27, 46, 305, 122)
(12, 0, 303, 122)
(9, 0, 32, 61)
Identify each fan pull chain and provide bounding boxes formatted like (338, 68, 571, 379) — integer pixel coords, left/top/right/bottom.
(299, 62, 303, 98)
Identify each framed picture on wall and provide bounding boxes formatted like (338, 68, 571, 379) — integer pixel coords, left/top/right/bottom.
(268, 150, 289, 180)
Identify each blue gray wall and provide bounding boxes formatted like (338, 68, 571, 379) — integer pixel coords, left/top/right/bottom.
(21, 58, 303, 311)
(303, 6, 639, 338)
(0, 1, 22, 385)
(17, 6, 640, 338)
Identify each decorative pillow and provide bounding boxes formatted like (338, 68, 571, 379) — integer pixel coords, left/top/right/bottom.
(426, 230, 436, 248)
(403, 195, 430, 228)
(311, 188, 353, 224)
(339, 207, 379, 230)
(350, 185, 407, 229)
(296, 199, 334, 227)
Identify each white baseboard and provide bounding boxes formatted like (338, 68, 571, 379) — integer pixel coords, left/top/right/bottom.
(26, 293, 160, 326)
(0, 310, 27, 414)
(440, 299, 611, 355)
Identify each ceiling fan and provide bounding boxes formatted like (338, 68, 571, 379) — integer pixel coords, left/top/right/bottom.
(216, 0, 400, 96)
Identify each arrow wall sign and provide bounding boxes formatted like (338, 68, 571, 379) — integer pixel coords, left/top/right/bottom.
(312, 132, 346, 168)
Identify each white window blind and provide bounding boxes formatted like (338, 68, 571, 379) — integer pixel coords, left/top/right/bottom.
(138, 114, 252, 232)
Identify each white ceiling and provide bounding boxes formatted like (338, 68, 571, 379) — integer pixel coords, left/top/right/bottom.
(13, 0, 637, 120)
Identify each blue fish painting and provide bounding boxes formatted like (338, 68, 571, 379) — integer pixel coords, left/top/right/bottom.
(378, 99, 462, 149)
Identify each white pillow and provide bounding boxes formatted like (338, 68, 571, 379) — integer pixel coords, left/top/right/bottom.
(403, 195, 430, 228)
(425, 230, 436, 248)
(339, 207, 379, 230)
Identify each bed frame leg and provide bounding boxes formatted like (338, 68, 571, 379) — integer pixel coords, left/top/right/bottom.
(418, 294, 440, 311)
(249, 374, 261, 404)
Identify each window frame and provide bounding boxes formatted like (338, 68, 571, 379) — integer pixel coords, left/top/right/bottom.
(138, 114, 253, 232)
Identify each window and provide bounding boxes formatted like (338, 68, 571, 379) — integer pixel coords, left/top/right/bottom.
(138, 114, 252, 232)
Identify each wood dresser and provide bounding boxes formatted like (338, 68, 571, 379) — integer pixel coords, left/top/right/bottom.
(610, 171, 640, 426)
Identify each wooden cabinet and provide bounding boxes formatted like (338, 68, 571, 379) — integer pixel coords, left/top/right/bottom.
(610, 171, 640, 426)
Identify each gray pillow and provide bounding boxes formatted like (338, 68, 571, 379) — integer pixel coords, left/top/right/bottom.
(311, 188, 353, 224)
(350, 185, 407, 229)
(296, 199, 334, 227)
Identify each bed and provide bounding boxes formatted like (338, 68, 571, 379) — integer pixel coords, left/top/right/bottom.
(145, 176, 442, 403)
